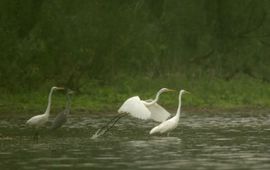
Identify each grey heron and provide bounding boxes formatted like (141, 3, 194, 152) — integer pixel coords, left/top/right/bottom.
(51, 89, 74, 130)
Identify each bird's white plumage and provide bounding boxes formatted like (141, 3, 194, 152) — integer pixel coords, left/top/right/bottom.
(118, 88, 175, 123)
(26, 86, 64, 129)
(145, 101, 170, 122)
(150, 116, 179, 134)
(26, 114, 49, 128)
(118, 96, 151, 120)
(149, 89, 189, 135)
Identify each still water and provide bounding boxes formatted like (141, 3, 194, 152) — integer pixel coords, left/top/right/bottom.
(0, 112, 270, 169)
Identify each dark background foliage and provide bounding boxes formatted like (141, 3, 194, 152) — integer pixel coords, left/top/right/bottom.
(1, 0, 270, 93)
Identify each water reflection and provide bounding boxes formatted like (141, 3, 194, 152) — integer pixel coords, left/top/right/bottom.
(0, 113, 269, 169)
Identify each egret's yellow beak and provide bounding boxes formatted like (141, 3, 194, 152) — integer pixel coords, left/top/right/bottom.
(167, 89, 176, 92)
(184, 90, 191, 94)
(56, 87, 65, 90)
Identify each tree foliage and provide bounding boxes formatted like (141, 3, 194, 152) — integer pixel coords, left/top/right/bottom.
(1, 0, 270, 92)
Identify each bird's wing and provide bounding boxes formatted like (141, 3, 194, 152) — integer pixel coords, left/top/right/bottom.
(144, 98, 153, 102)
(26, 114, 47, 127)
(118, 96, 151, 120)
(51, 110, 68, 130)
(149, 118, 172, 134)
(149, 121, 167, 134)
(149, 123, 162, 134)
(145, 102, 171, 122)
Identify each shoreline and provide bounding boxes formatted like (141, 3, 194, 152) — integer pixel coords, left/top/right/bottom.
(1, 105, 269, 116)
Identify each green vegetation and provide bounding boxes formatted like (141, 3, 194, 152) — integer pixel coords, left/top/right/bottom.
(0, 1, 270, 114)
(1, 74, 270, 114)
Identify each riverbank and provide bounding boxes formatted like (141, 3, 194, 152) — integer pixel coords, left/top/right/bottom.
(0, 74, 270, 115)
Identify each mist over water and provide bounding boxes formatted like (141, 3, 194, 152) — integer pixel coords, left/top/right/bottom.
(0, 113, 270, 170)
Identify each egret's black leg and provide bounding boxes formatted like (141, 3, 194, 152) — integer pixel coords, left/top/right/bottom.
(102, 113, 127, 135)
(97, 113, 125, 132)
(94, 113, 127, 137)
(92, 113, 123, 138)
(100, 113, 125, 130)
(92, 114, 124, 138)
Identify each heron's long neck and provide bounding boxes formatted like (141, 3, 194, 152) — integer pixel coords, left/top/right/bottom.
(45, 89, 54, 116)
(66, 95, 71, 110)
(176, 93, 182, 118)
(147, 91, 161, 105)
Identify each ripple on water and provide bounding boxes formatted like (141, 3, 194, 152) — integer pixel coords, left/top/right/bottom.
(0, 152, 12, 155)
(77, 163, 95, 168)
(0, 113, 270, 170)
(214, 137, 233, 141)
(41, 164, 73, 168)
(124, 137, 181, 148)
(95, 156, 121, 160)
(32, 157, 79, 162)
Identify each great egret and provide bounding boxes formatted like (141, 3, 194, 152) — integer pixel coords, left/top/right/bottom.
(51, 89, 74, 130)
(26, 86, 64, 139)
(149, 89, 189, 136)
(92, 88, 175, 138)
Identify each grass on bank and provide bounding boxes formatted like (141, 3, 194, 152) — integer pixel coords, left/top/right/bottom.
(0, 73, 270, 115)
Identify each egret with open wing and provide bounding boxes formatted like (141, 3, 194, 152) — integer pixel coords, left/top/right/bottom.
(92, 88, 175, 138)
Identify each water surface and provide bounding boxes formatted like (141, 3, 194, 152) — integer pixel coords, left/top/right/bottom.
(0, 112, 270, 169)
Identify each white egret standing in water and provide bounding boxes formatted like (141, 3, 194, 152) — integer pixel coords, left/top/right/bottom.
(150, 89, 189, 136)
(92, 88, 175, 138)
(26, 86, 64, 139)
